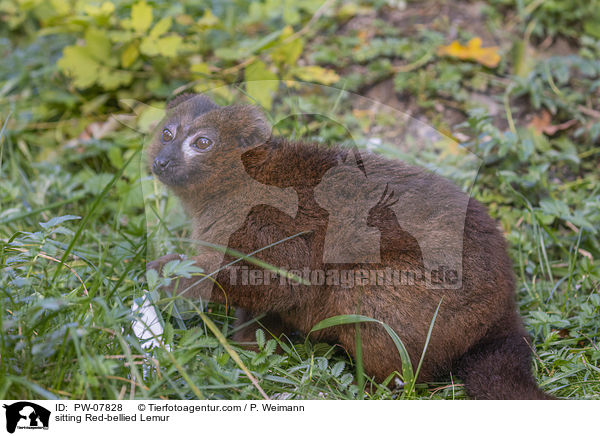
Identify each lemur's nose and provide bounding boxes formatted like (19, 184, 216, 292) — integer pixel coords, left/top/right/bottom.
(153, 157, 170, 173)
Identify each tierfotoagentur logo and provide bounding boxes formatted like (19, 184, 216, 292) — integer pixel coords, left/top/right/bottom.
(229, 265, 459, 288)
(2, 402, 50, 433)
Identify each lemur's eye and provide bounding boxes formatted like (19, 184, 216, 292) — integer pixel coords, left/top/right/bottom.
(192, 136, 213, 151)
(161, 129, 174, 142)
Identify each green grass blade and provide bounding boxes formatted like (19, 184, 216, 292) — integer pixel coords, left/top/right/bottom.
(406, 298, 443, 396)
(309, 314, 415, 389)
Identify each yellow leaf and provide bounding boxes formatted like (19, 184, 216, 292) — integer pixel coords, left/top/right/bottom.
(121, 42, 139, 68)
(190, 62, 210, 75)
(271, 26, 303, 67)
(130, 1, 153, 33)
(437, 37, 500, 68)
(292, 66, 339, 85)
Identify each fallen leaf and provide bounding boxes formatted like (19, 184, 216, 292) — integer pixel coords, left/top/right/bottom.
(529, 110, 577, 135)
(437, 37, 500, 68)
(529, 110, 552, 132)
(291, 65, 340, 85)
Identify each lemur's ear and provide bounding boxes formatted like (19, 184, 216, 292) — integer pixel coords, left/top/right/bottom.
(167, 93, 219, 117)
(224, 105, 271, 148)
(166, 93, 195, 109)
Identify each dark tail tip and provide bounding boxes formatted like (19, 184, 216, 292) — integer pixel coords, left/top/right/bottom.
(457, 333, 553, 400)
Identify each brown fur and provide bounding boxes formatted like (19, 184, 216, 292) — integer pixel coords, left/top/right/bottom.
(147, 94, 552, 399)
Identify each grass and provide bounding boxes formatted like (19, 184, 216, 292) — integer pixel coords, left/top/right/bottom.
(1, 0, 599, 400)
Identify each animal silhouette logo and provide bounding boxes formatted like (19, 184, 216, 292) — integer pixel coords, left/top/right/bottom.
(2, 402, 50, 433)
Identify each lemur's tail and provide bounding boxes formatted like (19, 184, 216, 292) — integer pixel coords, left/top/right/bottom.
(456, 328, 553, 400)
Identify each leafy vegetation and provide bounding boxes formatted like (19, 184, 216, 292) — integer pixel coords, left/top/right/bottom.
(1, 0, 599, 399)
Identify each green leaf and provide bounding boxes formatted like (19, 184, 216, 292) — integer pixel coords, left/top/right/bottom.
(283, 0, 300, 25)
(214, 47, 245, 61)
(251, 353, 267, 366)
(264, 339, 276, 356)
(163, 321, 174, 345)
(339, 373, 353, 387)
(137, 105, 165, 133)
(108, 146, 124, 169)
(584, 20, 600, 39)
(84, 1, 115, 17)
(331, 361, 345, 377)
(97, 67, 133, 90)
(39, 215, 81, 230)
(145, 268, 159, 289)
(84, 173, 114, 195)
(156, 35, 182, 57)
(139, 36, 158, 56)
(245, 60, 278, 110)
(250, 28, 286, 53)
(255, 329, 265, 349)
(121, 42, 139, 68)
(271, 27, 303, 67)
(197, 9, 219, 28)
(57, 46, 100, 89)
(190, 62, 210, 75)
(129, 0, 153, 33)
(85, 27, 111, 63)
(150, 16, 172, 39)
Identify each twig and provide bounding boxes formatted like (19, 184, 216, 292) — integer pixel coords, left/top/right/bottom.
(428, 381, 464, 398)
(523, 336, 551, 376)
(577, 105, 600, 119)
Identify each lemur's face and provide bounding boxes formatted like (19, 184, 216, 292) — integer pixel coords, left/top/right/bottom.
(149, 94, 270, 187)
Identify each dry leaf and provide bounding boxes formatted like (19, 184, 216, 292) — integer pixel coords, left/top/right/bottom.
(292, 66, 340, 85)
(529, 110, 577, 135)
(437, 37, 500, 68)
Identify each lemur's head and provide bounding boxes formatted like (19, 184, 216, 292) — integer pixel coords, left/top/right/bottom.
(149, 94, 271, 187)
